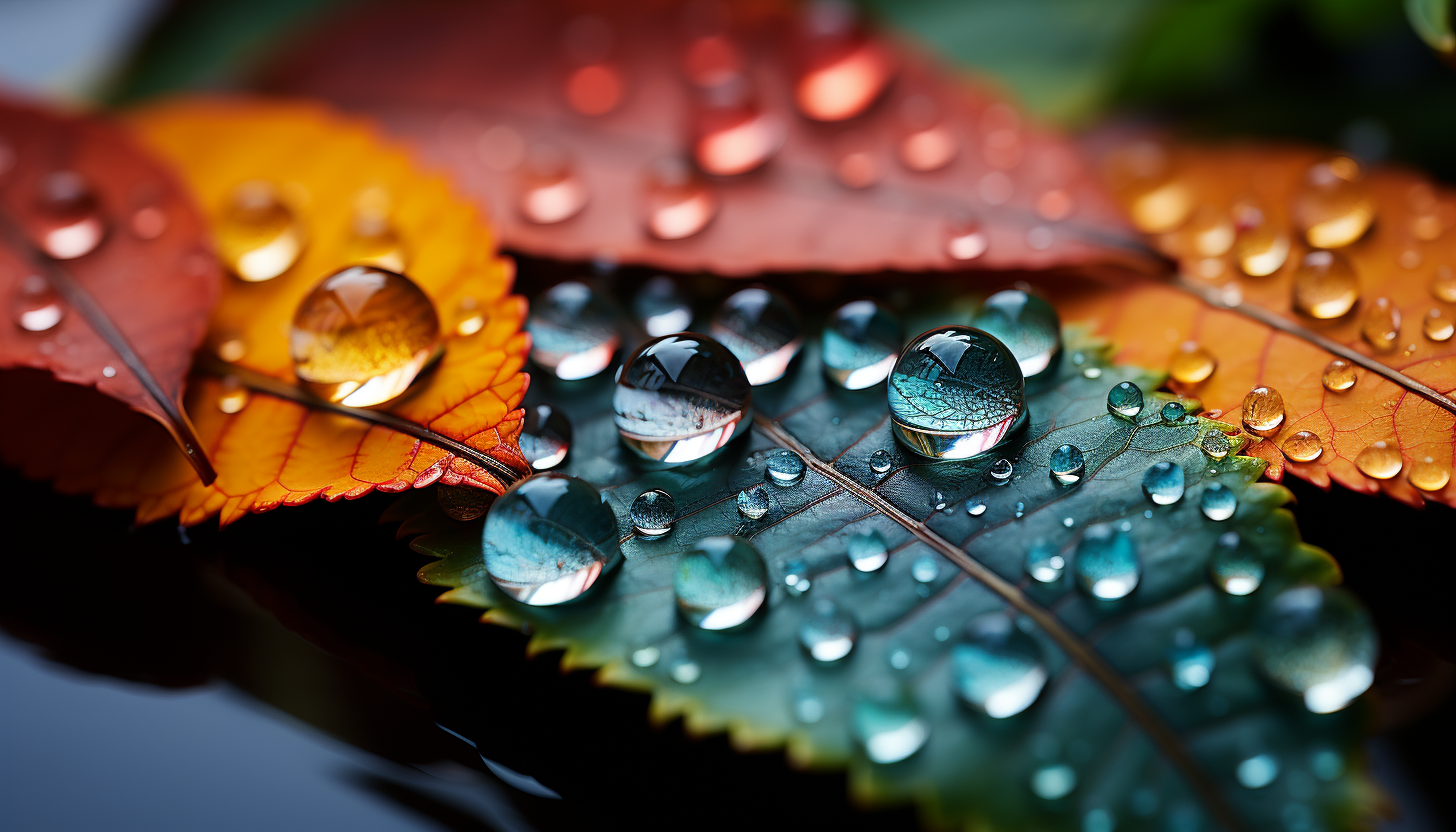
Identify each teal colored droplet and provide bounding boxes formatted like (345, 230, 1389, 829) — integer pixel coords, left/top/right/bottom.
(1030, 763, 1077, 800)
(1142, 461, 1186, 505)
(1236, 753, 1280, 789)
(1200, 483, 1237, 521)
(869, 449, 892, 474)
(1310, 749, 1345, 781)
(630, 645, 660, 667)
(1083, 808, 1115, 832)
(1168, 629, 1215, 690)
(613, 333, 752, 465)
(989, 458, 1014, 483)
(968, 288, 1063, 381)
(848, 529, 889, 572)
(793, 688, 826, 723)
(822, 299, 902, 390)
(1106, 381, 1144, 419)
(1074, 524, 1140, 600)
(1209, 531, 1264, 595)
(888, 326, 1026, 460)
(911, 556, 941, 583)
(518, 403, 572, 470)
(674, 536, 768, 630)
(951, 615, 1048, 718)
(1026, 540, 1066, 583)
(1160, 400, 1187, 424)
(526, 281, 619, 380)
(798, 599, 858, 662)
(629, 489, 675, 538)
(852, 694, 929, 764)
(1253, 586, 1376, 713)
(710, 286, 803, 386)
(932, 490, 947, 511)
(967, 501, 987, 516)
(737, 485, 771, 519)
(632, 275, 692, 337)
(783, 558, 811, 596)
(765, 449, 805, 486)
(1049, 443, 1086, 485)
(482, 473, 621, 606)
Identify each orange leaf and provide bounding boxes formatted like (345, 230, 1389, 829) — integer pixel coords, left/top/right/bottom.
(1058, 139, 1456, 509)
(266, 0, 1152, 276)
(3, 99, 529, 526)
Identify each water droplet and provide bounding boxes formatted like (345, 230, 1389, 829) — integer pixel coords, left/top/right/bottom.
(897, 96, 957, 172)
(613, 334, 752, 464)
(11, 274, 63, 332)
(528, 281, 619, 380)
(1106, 381, 1143, 420)
(737, 485, 771, 519)
(559, 16, 622, 116)
(1081, 366, 1102, 379)
(1062, 517, 1074, 528)
(643, 157, 717, 240)
(1074, 524, 1140, 600)
(967, 501, 987, 516)
(633, 276, 693, 337)
(692, 78, 785, 176)
(1310, 749, 1345, 781)
(989, 458, 1014, 483)
(129, 201, 167, 239)
(1183, 204, 1234, 257)
(1142, 461, 1185, 505)
(1423, 308, 1454, 342)
(784, 558, 812, 595)
(1083, 807, 1115, 832)
(344, 191, 407, 271)
(798, 598, 858, 661)
(868, 449, 893, 474)
(834, 132, 882, 189)
(1169, 630, 1215, 690)
(631, 645, 660, 667)
(675, 536, 768, 630)
(518, 144, 589, 223)
(1292, 250, 1359, 319)
(1234, 219, 1291, 277)
(1025, 540, 1066, 583)
(890, 646, 911, 670)
(1360, 297, 1401, 351)
(1049, 443, 1086, 485)
(888, 326, 1026, 460)
(437, 483, 493, 521)
(1354, 440, 1402, 480)
(710, 287, 803, 386)
(216, 375, 249, 414)
(823, 299, 901, 389)
(1109, 140, 1193, 233)
(1432, 265, 1456, 302)
(793, 3, 894, 121)
(1030, 764, 1077, 800)
(1408, 456, 1450, 491)
(482, 473, 621, 606)
(1254, 585, 1376, 713)
(968, 289, 1062, 381)
(1321, 358, 1357, 392)
(944, 213, 988, 261)
(1241, 386, 1285, 436)
(451, 296, 485, 337)
(1209, 531, 1263, 595)
(1160, 401, 1187, 424)
(847, 528, 889, 572)
(1236, 753, 1280, 789)
(289, 266, 441, 407)
(630, 489, 675, 538)
(519, 403, 572, 471)
(1293, 157, 1373, 248)
(671, 659, 701, 684)
(1168, 342, 1216, 384)
(217, 180, 305, 281)
(792, 688, 826, 723)
(931, 490, 947, 511)
(1200, 483, 1237, 521)
(852, 694, 928, 763)
(951, 614, 1048, 717)
(1281, 430, 1322, 463)
(764, 449, 806, 486)
(911, 556, 940, 583)
(32, 171, 107, 259)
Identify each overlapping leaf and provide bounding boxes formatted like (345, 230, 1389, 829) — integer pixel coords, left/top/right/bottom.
(396, 325, 1377, 832)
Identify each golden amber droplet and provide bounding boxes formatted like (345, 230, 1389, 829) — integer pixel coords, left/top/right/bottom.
(1354, 440, 1402, 480)
(216, 375, 249, 414)
(217, 180, 306, 282)
(1241, 386, 1285, 436)
(1423, 308, 1454, 342)
(517, 144, 589, 224)
(1281, 430, 1323, 463)
(692, 78, 785, 176)
(1292, 250, 1359, 319)
(438, 483, 493, 521)
(1168, 341, 1216, 384)
(793, 2, 894, 122)
(1408, 457, 1451, 492)
(1292, 156, 1374, 248)
(897, 95, 957, 173)
(1321, 358, 1356, 392)
(944, 213, 988, 261)
(643, 157, 717, 240)
(344, 189, 407, 271)
(11, 274, 64, 332)
(1360, 297, 1401, 351)
(1183, 204, 1234, 257)
(215, 335, 246, 363)
(1432, 265, 1456, 302)
(1233, 222, 1290, 277)
(453, 296, 485, 337)
(290, 266, 442, 407)
(32, 171, 107, 259)
(1105, 141, 1192, 233)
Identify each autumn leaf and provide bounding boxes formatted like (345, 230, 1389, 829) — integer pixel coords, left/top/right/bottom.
(264, 0, 1153, 276)
(0, 96, 222, 479)
(2, 99, 530, 526)
(1055, 139, 1456, 509)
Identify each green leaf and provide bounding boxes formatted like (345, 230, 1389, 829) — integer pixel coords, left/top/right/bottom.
(396, 325, 1378, 831)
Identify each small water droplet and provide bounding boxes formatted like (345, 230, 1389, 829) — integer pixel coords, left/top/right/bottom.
(1292, 250, 1359, 319)
(528, 281, 619, 380)
(1081, 366, 1103, 379)
(614, 334, 752, 465)
(290, 266, 441, 407)
(11, 274, 63, 332)
(130, 204, 167, 240)
(630, 489, 675, 538)
(1160, 401, 1188, 424)
(32, 171, 107, 259)
(1361, 297, 1401, 351)
(794, 4, 894, 121)
(1432, 265, 1456, 302)
(559, 16, 622, 116)
(1200, 482, 1237, 521)
(451, 296, 485, 337)
(676, 536, 768, 630)
(632, 276, 693, 337)
(1015, 501, 1025, 518)
(1423, 308, 1454, 342)
(1108, 140, 1193, 233)
(848, 529, 889, 572)
(692, 78, 785, 176)
(765, 449, 806, 486)
(1142, 461, 1186, 505)
(1106, 381, 1144, 420)
(737, 485, 771, 519)
(888, 326, 1025, 460)
(1030, 764, 1077, 800)
(519, 403, 572, 471)
(798, 598, 858, 662)
(868, 449, 892, 474)
(783, 558, 812, 596)
(967, 501, 987, 516)
(1310, 749, 1345, 781)
(887, 645, 912, 669)
(1083, 807, 1115, 832)
(518, 144, 589, 224)
(1025, 540, 1066, 583)
(852, 694, 928, 763)
(1182, 204, 1234, 257)
(631, 645, 660, 667)
(1169, 629, 1215, 690)
(1048, 443, 1086, 485)
(944, 213, 988, 261)
(1234, 218, 1291, 277)
(1281, 430, 1323, 463)
(969, 288, 1062, 381)
(928, 490, 946, 511)
(911, 556, 940, 583)
(216, 375, 249, 414)
(1074, 524, 1139, 600)
(1355, 440, 1402, 480)
(217, 180, 304, 281)
(1254, 585, 1375, 713)
(483, 473, 620, 605)
(823, 299, 902, 389)
(951, 614, 1048, 717)
(1209, 531, 1263, 595)
(989, 458, 1014, 483)
(792, 688, 826, 723)
(898, 95, 957, 172)
(344, 190, 407, 271)
(1293, 157, 1373, 248)
(1408, 456, 1451, 492)
(643, 157, 717, 240)
(1168, 342, 1216, 384)
(1236, 753, 1281, 789)
(1321, 358, 1357, 391)
(670, 659, 701, 684)
(1241, 386, 1285, 436)
(711, 286, 803, 386)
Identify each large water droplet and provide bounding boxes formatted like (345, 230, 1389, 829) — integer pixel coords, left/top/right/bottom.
(911, 555, 940, 583)
(1209, 531, 1263, 596)
(793, 1, 894, 121)
(710, 287, 803, 386)
(1321, 358, 1357, 392)
(1354, 440, 1402, 480)
(765, 449, 806, 486)
(1025, 541, 1066, 583)
(518, 144, 589, 223)
(675, 536, 768, 630)
(1292, 251, 1359, 319)
(11, 274, 63, 332)
(888, 326, 1026, 460)
(1281, 430, 1322, 464)
(968, 288, 1062, 381)
(633, 276, 693, 337)
(1423, 308, 1455, 342)
(1030, 764, 1077, 800)
(1241, 386, 1285, 436)
(847, 528, 889, 572)
(217, 180, 305, 281)
(630, 489, 675, 538)
(32, 171, 107, 259)
(1408, 456, 1451, 492)
(1168, 342, 1216, 384)
(289, 266, 441, 407)
(692, 78, 785, 176)
(1293, 157, 1374, 248)
(1200, 431, 1232, 460)
(1200, 482, 1237, 521)
(1142, 461, 1186, 505)
(967, 501, 988, 517)
(613, 333, 752, 465)
(868, 449, 892, 474)
(1360, 297, 1401, 351)
(643, 157, 717, 240)
(519, 403, 572, 470)
(482, 473, 621, 606)
(951, 615, 1048, 718)
(737, 485, 771, 519)
(1253, 585, 1376, 713)
(798, 598, 858, 662)
(1106, 381, 1144, 420)
(1235, 753, 1280, 789)
(1168, 629, 1215, 690)
(822, 299, 901, 390)
(527, 281, 619, 380)
(1049, 443, 1086, 485)
(852, 694, 929, 763)
(1074, 524, 1140, 601)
